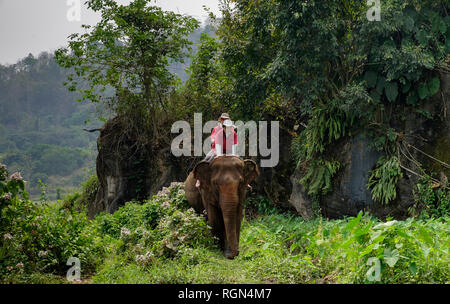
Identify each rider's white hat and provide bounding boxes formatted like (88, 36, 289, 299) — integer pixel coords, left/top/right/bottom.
(222, 119, 235, 128)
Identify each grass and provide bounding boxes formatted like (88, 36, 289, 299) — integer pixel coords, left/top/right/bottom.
(90, 213, 449, 284)
(4, 213, 449, 284)
(92, 215, 313, 284)
(2, 178, 448, 284)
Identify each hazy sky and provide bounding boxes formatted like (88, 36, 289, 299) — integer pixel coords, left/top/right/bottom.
(0, 0, 221, 65)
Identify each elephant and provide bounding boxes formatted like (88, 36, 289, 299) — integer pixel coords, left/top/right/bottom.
(184, 156, 259, 259)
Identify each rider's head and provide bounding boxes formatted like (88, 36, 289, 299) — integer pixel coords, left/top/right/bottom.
(219, 113, 230, 125)
(223, 119, 235, 134)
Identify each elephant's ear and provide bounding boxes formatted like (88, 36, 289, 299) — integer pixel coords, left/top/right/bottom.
(194, 161, 211, 185)
(244, 159, 259, 184)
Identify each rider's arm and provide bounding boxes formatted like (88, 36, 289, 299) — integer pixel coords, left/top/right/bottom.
(232, 130, 238, 155)
(215, 144, 223, 156)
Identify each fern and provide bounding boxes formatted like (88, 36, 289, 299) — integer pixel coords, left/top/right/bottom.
(300, 160, 341, 196)
(367, 156, 403, 205)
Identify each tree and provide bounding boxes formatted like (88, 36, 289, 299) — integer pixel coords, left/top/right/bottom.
(182, 32, 222, 117)
(216, 0, 448, 201)
(55, 0, 199, 140)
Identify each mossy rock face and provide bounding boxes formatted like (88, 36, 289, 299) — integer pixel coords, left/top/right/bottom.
(423, 136, 450, 179)
(254, 116, 296, 211)
(422, 71, 450, 181)
(288, 71, 450, 220)
(91, 116, 194, 218)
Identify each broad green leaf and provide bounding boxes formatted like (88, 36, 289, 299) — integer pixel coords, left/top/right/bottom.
(364, 71, 378, 88)
(418, 227, 433, 245)
(418, 82, 429, 99)
(374, 220, 396, 230)
(290, 243, 299, 253)
(376, 77, 386, 95)
(385, 82, 398, 102)
(404, 6, 418, 21)
(421, 245, 430, 259)
(427, 77, 440, 96)
(366, 257, 381, 282)
(403, 16, 415, 32)
(359, 243, 375, 258)
(370, 89, 381, 102)
(383, 248, 399, 267)
(355, 222, 373, 237)
(409, 262, 417, 276)
(344, 211, 363, 232)
(416, 29, 429, 45)
(431, 15, 441, 33)
(396, 229, 411, 239)
(439, 19, 447, 34)
(401, 81, 411, 93)
(395, 243, 403, 249)
(370, 230, 386, 243)
(407, 91, 418, 105)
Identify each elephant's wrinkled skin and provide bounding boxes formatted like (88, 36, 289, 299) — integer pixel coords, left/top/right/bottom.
(185, 156, 259, 259)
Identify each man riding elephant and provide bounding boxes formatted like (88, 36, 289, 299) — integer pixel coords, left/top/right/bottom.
(195, 113, 235, 187)
(185, 156, 259, 259)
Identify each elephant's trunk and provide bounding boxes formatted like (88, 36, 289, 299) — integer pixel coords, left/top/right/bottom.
(219, 184, 240, 259)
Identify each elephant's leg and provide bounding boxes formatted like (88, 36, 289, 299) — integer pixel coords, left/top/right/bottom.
(207, 204, 226, 250)
(222, 206, 239, 259)
(234, 204, 244, 256)
(219, 185, 240, 259)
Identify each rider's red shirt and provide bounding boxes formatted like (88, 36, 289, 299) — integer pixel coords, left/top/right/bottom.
(211, 124, 222, 150)
(215, 128, 238, 154)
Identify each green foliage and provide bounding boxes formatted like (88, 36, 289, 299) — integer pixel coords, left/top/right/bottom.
(219, 0, 447, 116)
(412, 176, 450, 219)
(300, 160, 341, 196)
(2, 166, 448, 284)
(0, 52, 100, 199)
(295, 212, 449, 283)
(245, 196, 280, 216)
(302, 105, 357, 159)
(0, 164, 104, 281)
(93, 213, 449, 284)
(1, 143, 93, 199)
(2, 144, 90, 176)
(55, 0, 199, 140)
(368, 156, 403, 204)
(182, 33, 221, 113)
(0, 164, 28, 232)
(173, 29, 234, 123)
(94, 182, 212, 260)
(218, 0, 448, 206)
(63, 174, 99, 212)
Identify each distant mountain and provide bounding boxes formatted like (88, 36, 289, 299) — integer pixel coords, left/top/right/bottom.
(0, 52, 101, 199)
(0, 24, 215, 200)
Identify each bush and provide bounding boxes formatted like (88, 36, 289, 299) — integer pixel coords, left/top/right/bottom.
(93, 181, 215, 266)
(412, 176, 450, 219)
(0, 163, 104, 281)
(245, 196, 280, 216)
(289, 212, 449, 283)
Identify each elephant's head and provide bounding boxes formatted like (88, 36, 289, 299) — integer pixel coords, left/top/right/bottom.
(193, 156, 259, 259)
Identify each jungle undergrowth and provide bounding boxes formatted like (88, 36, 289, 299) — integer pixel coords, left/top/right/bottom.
(2, 166, 448, 284)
